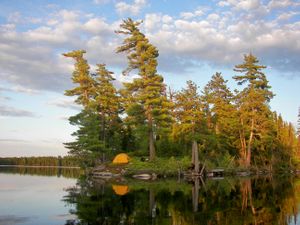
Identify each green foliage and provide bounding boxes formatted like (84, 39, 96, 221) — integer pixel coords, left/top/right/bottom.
(126, 156, 190, 176)
(172, 80, 203, 142)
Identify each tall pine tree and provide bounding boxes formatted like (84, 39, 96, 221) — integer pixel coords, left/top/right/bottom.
(116, 18, 171, 160)
(173, 81, 203, 173)
(202, 72, 238, 157)
(233, 53, 274, 167)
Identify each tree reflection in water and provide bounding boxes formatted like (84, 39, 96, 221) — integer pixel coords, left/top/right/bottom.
(63, 176, 300, 225)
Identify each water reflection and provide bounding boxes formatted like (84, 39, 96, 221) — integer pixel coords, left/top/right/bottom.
(64, 176, 300, 225)
(0, 167, 78, 225)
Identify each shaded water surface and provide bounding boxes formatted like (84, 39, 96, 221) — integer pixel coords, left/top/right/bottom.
(65, 175, 300, 225)
(1, 167, 300, 225)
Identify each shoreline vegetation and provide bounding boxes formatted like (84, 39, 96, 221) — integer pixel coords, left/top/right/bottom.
(1, 155, 300, 179)
(61, 18, 300, 176)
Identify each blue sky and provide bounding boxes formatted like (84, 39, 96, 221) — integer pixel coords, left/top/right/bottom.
(0, 0, 300, 157)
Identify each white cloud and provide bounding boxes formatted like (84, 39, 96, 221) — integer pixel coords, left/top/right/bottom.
(84, 18, 112, 34)
(180, 8, 205, 20)
(218, 1, 231, 7)
(217, 0, 261, 11)
(207, 13, 220, 21)
(93, 0, 110, 4)
(8, 12, 21, 23)
(268, 0, 293, 9)
(236, 0, 261, 10)
(115, 0, 147, 16)
(277, 11, 299, 21)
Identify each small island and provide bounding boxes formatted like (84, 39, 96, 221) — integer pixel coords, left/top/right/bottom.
(60, 18, 300, 178)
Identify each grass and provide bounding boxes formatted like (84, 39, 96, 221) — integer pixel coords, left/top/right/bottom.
(124, 156, 191, 177)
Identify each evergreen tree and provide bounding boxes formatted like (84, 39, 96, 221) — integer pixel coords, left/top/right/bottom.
(64, 109, 103, 167)
(173, 81, 203, 172)
(233, 53, 274, 167)
(63, 50, 95, 108)
(63, 52, 122, 164)
(202, 73, 239, 162)
(116, 18, 171, 160)
(93, 64, 121, 152)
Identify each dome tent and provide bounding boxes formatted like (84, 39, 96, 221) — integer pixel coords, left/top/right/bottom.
(112, 185, 129, 195)
(112, 153, 129, 164)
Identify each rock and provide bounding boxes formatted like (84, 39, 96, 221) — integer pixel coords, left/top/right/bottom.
(132, 174, 152, 180)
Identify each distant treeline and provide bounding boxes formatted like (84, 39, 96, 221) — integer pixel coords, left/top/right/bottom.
(0, 166, 81, 178)
(0, 156, 79, 167)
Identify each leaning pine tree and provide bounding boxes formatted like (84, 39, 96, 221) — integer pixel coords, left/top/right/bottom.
(233, 53, 274, 167)
(62, 50, 99, 166)
(63, 50, 95, 107)
(116, 18, 171, 160)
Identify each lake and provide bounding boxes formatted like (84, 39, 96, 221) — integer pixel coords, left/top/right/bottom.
(1, 167, 300, 225)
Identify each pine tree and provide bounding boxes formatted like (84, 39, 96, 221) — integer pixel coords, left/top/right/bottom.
(173, 80, 203, 172)
(63, 52, 122, 164)
(63, 50, 95, 108)
(116, 18, 171, 160)
(64, 109, 103, 167)
(202, 72, 238, 158)
(233, 53, 274, 167)
(93, 64, 121, 151)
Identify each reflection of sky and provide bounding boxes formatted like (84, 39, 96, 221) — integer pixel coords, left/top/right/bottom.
(0, 173, 77, 225)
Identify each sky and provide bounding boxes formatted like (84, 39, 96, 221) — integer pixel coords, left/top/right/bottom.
(0, 0, 300, 157)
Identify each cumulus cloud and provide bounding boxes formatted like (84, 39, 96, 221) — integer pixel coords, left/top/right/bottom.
(0, 105, 37, 117)
(218, 0, 260, 10)
(0, 10, 126, 93)
(141, 2, 300, 74)
(268, 0, 300, 9)
(180, 8, 206, 20)
(1, 2, 300, 95)
(277, 11, 299, 21)
(115, 0, 147, 16)
(93, 0, 110, 4)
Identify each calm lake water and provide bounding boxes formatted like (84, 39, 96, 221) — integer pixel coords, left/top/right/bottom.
(1, 167, 300, 225)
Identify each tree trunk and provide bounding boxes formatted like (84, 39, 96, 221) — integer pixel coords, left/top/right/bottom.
(246, 118, 255, 167)
(149, 189, 155, 218)
(239, 118, 247, 165)
(148, 116, 155, 161)
(192, 140, 199, 174)
(192, 178, 199, 212)
(100, 112, 106, 162)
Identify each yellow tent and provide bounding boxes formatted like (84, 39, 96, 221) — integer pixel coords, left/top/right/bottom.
(112, 185, 129, 196)
(112, 153, 129, 164)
